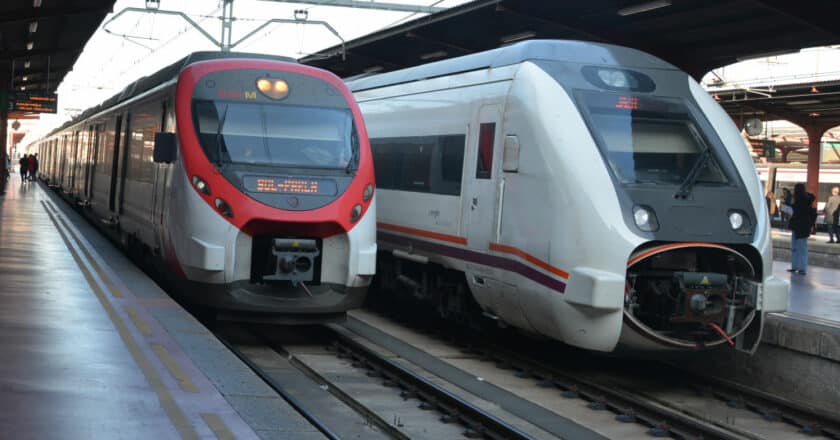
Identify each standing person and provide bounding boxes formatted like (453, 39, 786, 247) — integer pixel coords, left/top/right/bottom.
(780, 188, 793, 228)
(765, 190, 776, 222)
(26, 154, 35, 181)
(826, 186, 840, 243)
(30, 154, 38, 181)
(0, 150, 7, 195)
(788, 183, 817, 275)
(19, 155, 28, 183)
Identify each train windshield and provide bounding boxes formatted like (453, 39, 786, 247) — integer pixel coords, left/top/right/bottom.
(193, 100, 354, 169)
(579, 92, 728, 186)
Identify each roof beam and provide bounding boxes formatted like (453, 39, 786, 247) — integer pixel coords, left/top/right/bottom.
(0, 4, 111, 26)
(748, 0, 839, 39)
(258, 0, 445, 14)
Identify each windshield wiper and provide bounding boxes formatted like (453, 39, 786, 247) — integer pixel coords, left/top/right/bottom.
(674, 147, 712, 199)
(345, 129, 358, 174)
(215, 104, 229, 167)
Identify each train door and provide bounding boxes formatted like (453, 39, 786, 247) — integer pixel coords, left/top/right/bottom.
(465, 104, 502, 251)
(116, 113, 132, 215)
(82, 125, 95, 202)
(151, 100, 173, 253)
(69, 131, 80, 194)
(85, 124, 101, 202)
(108, 115, 123, 213)
(59, 135, 69, 188)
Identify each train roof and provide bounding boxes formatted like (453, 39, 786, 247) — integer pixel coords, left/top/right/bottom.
(46, 51, 295, 138)
(347, 39, 678, 92)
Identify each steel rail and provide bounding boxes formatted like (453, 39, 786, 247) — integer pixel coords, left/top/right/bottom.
(324, 324, 535, 440)
(215, 333, 342, 440)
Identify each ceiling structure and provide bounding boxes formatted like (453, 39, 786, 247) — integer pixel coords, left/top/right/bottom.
(300, 0, 840, 82)
(0, 0, 116, 101)
(714, 80, 840, 132)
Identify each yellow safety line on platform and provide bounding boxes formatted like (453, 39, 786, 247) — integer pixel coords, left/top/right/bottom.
(41, 201, 201, 440)
(153, 344, 199, 393)
(126, 307, 153, 336)
(201, 413, 236, 440)
(49, 207, 125, 298)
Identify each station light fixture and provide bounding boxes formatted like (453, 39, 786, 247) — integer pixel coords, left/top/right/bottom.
(22, 76, 28, 82)
(500, 31, 536, 43)
(26, 41, 34, 51)
(33, 0, 42, 7)
(29, 21, 38, 33)
(24, 60, 31, 69)
(20, 86, 25, 91)
(617, 0, 672, 16)
(787, 99, 821, 106)
(419, 50, 447, 60)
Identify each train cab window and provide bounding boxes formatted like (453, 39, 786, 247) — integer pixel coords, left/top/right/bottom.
(193, 100, 353, 170)
(578, 92, 728, 186)
(475, 123, 495, 179)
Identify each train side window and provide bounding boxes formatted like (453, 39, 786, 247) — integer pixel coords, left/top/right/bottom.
(475, 123, 495, 179)
(371, 134, 465, 196)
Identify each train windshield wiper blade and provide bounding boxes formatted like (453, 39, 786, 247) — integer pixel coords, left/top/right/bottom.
(345, 129, 358, 174)
(215, 104, 229, 166)
(675, 147, 712, 198)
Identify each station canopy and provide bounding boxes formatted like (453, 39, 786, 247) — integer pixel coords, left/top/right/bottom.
(0, 0, 116, 114)
(714, 80, 840, 131)
(301, 0, 840, 82)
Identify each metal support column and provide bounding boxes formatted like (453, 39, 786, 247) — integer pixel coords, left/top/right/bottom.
(805, 125, 828, 200)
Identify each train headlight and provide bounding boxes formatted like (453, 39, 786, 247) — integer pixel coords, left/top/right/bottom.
(728, 210, 752, 235)
(215, 197, 233, 217)
(256, 77, 289, 100)
(362, 183, 374, 202)
(350, 204, 362, 223)
(729, 212, 744, 230)
(192, 175, 210, 195)
(633, 205, 659, 232)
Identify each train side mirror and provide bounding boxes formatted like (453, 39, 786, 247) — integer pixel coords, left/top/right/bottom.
(153, 132, 176, 163)
(502, 135, 519, 172)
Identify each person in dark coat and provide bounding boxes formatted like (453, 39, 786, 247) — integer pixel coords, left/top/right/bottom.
(29, 154, 38, 181)
(19, 155, 28, 183)
(780, 188, 792, 228)
(788, 183, 816, 274)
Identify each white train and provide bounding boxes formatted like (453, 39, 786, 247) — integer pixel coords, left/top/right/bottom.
(349, 40, 789, 352)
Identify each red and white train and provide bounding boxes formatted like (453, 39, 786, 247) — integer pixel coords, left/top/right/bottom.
(35, 52, 377, 321)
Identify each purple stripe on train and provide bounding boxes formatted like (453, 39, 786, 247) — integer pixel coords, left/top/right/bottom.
(378, 231, 567, 294)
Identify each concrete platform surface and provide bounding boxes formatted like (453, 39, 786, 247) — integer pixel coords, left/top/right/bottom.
(0, 183, 320, 439)
(772, 229, 840, 270)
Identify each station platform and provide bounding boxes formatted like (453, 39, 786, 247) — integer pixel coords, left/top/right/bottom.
(772, 229, 840, 270)
(0, 183, 320, 439)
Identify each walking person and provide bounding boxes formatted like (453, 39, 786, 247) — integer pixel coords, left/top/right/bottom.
(27, 154, 35, 181)
(18, 155, 28, 183)
(826, 186, 840, 243)
(788, 183, 817, 275)
(28, 154, 37, 181)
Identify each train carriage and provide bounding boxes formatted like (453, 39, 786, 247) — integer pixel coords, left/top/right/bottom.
(349, 40, 789, 352)
(37, 52, 377, 321)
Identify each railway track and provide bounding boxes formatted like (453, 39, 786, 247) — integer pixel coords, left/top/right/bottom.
(347, 306, 840, 440)
(214, 322, 561, 439)
(210, 302, 840, 440)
